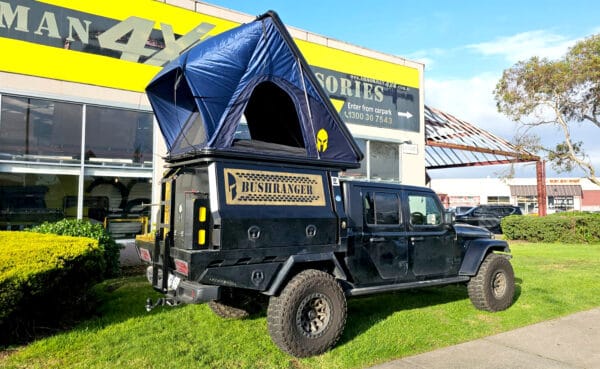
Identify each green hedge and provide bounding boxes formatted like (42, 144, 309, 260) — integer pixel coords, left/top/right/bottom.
(501, 213, 600, 243)
(0, 231, 104, 345)
(29, 219, 121, 277)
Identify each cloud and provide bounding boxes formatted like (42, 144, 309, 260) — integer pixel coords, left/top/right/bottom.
(405, 48, 450, 72)
(423, 29, 599, 179)
(466, 30, 577, 63)
(425, 73, 517, 139)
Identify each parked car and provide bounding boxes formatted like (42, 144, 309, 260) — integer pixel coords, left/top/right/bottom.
(455, 205, 522, 233)
(448, 206, 473, 215)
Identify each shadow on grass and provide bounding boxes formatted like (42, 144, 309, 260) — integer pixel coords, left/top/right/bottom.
(338, 276, 524, 346)
(339, 285, 468, 345)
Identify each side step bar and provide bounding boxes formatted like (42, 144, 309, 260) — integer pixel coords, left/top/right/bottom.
(346, 276, 470, 297)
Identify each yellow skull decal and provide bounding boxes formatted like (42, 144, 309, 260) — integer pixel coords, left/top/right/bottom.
(316, 128, 328, 152)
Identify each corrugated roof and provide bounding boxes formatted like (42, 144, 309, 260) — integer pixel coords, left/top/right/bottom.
(511, 185, 582, 197)
(425, 105, 538, 169)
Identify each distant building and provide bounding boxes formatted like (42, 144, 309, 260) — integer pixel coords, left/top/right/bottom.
(431, 178, 600, 214)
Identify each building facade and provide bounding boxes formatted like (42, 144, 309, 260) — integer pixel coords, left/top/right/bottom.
(431, 177, 600, 214)
(0, 0, 424, 235)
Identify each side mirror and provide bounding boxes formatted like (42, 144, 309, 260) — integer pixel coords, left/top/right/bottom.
(443, 211, 455, 225)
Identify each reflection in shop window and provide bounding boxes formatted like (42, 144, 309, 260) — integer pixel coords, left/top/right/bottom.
(84, 176, 152, 238)
(0, 95, 82, 162)
(85, 106, 153, 165)
(0, 173, 77, 230)
(370, 141, 399, 181)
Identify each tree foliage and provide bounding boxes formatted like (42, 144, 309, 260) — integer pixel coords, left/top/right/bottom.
(494, 34, 600, 185)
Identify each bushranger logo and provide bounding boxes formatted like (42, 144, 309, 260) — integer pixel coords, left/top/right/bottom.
(224, 169, 326, 206)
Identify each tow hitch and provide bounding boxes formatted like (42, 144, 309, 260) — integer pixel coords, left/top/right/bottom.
(145, 297, 179, 312)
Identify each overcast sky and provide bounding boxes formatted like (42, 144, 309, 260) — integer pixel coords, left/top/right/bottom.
(206, 0, 600, 178)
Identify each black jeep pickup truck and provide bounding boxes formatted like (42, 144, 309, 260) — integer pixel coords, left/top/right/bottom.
(136, 11, 515, 358)
(138, 163, 514, 357)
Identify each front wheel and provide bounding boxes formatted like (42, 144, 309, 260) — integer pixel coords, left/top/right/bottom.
(267, 269, 347, 357)
(468, 253, 515, 312)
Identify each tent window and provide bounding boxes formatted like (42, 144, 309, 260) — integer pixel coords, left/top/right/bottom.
(174, 110, 206, 152)
(243, 81, 304, 148)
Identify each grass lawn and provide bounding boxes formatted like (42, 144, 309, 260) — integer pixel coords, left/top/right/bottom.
(1, 242, 600, 369)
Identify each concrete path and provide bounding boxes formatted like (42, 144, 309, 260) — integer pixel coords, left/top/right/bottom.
(370, 307, 600, 369)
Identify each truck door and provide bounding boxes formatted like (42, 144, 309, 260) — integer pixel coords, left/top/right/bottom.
(405, 190, 459, 277)
(361, 190, 410, 280)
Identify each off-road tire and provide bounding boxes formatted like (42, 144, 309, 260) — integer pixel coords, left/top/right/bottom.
(267, 269, 347, 358)
(468, 253, 515, 312)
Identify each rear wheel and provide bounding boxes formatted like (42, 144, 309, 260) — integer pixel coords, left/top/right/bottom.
(208, 288, 265, 319)
(468, 253, 515, 312)
(267, 269, 347, 357)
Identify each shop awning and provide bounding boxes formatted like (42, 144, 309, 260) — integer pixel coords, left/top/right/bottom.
(425, 106, 538, 169)
(424, 105, 548, 216)
(510, 185, 582, 197)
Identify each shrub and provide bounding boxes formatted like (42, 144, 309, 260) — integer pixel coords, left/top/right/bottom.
(0, 231, 104, 344)
(29, 219, 122, 277)
(502, 213, 600, 243)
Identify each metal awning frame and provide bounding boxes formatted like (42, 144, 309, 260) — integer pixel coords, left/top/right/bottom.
(424, 105, 547, 215)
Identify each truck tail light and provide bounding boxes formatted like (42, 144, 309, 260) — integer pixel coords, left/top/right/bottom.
(198, 229, 206, 245)
(197, 205, 208, 247)
(174, 258, 189, 276)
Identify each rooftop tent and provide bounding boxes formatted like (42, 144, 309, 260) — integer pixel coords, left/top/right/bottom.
(146, 11, 363, 169)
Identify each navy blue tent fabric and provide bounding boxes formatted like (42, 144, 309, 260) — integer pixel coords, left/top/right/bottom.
(146, 11, 363, 167)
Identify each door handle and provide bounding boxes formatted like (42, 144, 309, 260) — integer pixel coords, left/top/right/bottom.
(369, 237, 385, 242)
(411, 236, 424, 242)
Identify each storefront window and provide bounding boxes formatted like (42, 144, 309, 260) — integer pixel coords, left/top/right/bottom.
(0, 95, 82, 162)
(487, 196, 510, 204)
(0, 93, 154, 238)
(84, 176, 151, 238)
(517, 196, 537, 214)
(549, 196, 574, 212)
(85, 106, 153, 165)
(370, 141, 399, 181)
(341, 139, 367, 179)
(0, 173, 78, 230)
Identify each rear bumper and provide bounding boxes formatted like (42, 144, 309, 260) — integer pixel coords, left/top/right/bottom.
(176, 279, 221, 304)
(145, 266, 220, 304)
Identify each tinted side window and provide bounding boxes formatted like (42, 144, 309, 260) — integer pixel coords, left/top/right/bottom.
(490, 208, 503, 216)
(408, 193, 442, 226)
(364, 192, 400, 225)
(473, 207, 493, 217)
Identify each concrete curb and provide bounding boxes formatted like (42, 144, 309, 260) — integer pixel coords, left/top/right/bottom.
(370, 308, 600, 369)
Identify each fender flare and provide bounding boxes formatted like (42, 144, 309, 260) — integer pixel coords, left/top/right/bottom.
(264, 252, 347, 296)
(459, 239, 511, 276)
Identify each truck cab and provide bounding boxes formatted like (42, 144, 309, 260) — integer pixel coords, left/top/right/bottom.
(343, 181, 463, 288)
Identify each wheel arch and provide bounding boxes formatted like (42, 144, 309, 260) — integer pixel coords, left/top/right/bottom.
(459, 239, 511, 276)
(264, 253, 347, 296)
